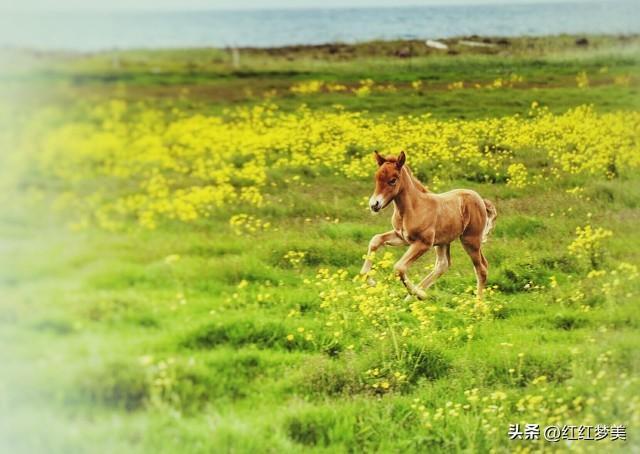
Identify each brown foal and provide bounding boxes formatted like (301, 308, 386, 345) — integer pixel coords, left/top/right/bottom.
(360, 151, 497, 300)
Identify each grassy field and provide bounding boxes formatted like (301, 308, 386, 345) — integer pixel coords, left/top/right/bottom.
(1, 35, 639, 453)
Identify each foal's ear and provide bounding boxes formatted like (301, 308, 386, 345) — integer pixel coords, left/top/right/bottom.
(374, 151, 386, 167)
(396, 151, 406, 169)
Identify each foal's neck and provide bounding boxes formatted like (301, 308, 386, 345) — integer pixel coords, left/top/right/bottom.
(393, 167, 425, 216)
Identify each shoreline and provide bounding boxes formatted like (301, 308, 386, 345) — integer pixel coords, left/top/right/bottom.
(2, 33, 639, 57)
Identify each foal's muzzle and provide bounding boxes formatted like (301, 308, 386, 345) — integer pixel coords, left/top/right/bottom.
(369, 194, 385, 213)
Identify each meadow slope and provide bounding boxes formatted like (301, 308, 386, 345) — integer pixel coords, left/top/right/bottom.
(0, 35, 639, 453)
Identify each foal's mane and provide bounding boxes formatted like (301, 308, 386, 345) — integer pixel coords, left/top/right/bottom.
(403, 165, 429, 193)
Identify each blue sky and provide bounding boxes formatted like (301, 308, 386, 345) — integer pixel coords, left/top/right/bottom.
(4, 0, 622, 12)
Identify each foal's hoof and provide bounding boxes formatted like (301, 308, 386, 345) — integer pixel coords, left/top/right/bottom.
(366, 277, 377, 287)
(404, 294, 414, 303)
(414, 289, 427, 301)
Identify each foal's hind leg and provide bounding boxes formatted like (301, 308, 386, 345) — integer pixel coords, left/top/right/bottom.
(461, 237, 488, 300)
(360, 230, 405, 285)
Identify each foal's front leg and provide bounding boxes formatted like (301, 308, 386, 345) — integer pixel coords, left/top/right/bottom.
(394, 241, 430, 300)
(404, 244, 450, 302)
(360, 230, 405, 285)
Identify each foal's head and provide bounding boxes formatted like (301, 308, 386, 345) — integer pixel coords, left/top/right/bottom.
(369, 151, 406, 213)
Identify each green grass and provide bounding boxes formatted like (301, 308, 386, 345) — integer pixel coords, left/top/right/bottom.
(2, 34, 639, 118)
(2, 172, 639, 452)
(0, 35, 639, 453)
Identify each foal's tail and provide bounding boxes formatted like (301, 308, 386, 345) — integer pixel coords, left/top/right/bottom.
(482, 198, 497, 243)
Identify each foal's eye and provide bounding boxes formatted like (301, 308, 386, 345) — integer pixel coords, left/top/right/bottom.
(389, 178, 397, 186)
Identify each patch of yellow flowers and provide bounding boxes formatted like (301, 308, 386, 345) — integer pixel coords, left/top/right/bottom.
(576, 71, 590, 88)
(290, 74, 526, 95)
(567, 224, 613, 269)
(13, 100, 640, 229)
(413, 365, 639, 450)
(506, 163, 528, 188)
(283, 250, 306, 268)
(229, 213, 271, 235)
(314, 251, 504, 393)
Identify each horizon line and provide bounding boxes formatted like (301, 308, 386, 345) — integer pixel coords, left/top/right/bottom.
(1, 0, 630, 15)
